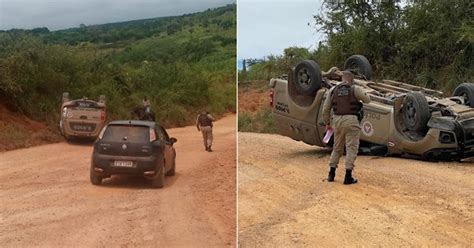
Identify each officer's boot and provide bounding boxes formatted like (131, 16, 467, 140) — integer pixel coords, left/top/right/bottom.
(343, 169, 358, 185)
(208, 145, 213, 152)
(327, 167, 336, 182)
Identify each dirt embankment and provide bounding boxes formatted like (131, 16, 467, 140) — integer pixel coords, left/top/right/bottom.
(238, 81, 269, 114)
(238, 132, 473, 247)
(0, 115, 236, 247)
(0, 104, 61, 151)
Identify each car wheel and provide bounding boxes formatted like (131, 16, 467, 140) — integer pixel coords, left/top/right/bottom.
(453, 83, 474, 107)
(151, 163, 165, 188)
(90, 169, 103, 185)
(402, 92, 431, 132)
(166, 160, 176, 176)
(344, 55, 372, 80)
(293, 60, 322, 96)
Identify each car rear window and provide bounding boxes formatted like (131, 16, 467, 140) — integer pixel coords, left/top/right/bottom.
(102, 125, 149, 143)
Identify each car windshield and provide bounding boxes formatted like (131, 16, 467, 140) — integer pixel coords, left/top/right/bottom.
(102, 125, 149, 143)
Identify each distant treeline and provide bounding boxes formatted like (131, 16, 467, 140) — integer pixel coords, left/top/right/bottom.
(240, 1, 473, 93)
(0, 4, 236, 127)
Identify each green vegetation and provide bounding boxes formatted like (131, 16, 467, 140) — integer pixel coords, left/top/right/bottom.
(0, 4, 236, 127)
(241, 1, 473, 93)
(238, 109, 276, 133)
(0, 124, 60, 151)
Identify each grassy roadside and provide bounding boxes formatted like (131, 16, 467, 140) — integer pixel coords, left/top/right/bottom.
(238, 109, 276, 133)
(0, 104, 61, 152)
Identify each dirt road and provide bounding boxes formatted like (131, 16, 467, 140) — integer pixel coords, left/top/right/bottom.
(238, 132, 473, 247)
(0, 115, 236, 247)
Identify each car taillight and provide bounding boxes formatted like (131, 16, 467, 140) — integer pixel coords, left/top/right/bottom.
(100, 110, 105, 121)
(269, 90, 274, 107)
(149, 128, 156, 142)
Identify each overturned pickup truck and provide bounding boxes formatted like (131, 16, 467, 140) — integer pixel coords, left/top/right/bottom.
(59, 92, 107, 141)
(270, 55, 474, 160)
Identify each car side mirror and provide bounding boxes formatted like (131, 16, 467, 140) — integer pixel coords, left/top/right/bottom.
(169, 137, 177, 144)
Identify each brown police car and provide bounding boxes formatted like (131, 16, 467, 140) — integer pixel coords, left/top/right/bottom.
(59, 92, 106, 140)
(90, 120, 177, 188)
(270, 55, 474, 160)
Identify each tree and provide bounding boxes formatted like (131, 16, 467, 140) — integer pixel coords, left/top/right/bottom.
(166, 23, 180, 35)
(312, 0, 473, 89)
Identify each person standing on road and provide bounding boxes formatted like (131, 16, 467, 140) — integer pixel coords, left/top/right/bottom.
(196, 111, 215, 152)
(143, 97, 151, 113)
(321, 71, 371, 185)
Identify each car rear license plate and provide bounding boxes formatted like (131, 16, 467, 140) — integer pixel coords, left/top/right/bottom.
(113, 160, 134, 168)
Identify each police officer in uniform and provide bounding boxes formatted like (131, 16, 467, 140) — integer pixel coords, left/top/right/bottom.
(142, 97, 151, 113)
(196, 111, 215, 152)
(321, 71, 370, 184)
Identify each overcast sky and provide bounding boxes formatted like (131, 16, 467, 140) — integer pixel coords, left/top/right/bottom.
(0, 0, 233, 31)
(238, 0, 323, 63)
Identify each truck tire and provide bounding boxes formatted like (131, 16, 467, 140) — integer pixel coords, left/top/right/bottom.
(344, 55, 372, 80)
(293, 60, 322, 96)
(151, 163, 165, 188)
(402, 92, 431, 132)
(453, 83, 474, 107)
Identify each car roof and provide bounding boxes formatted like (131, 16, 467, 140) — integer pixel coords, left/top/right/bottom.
(107, 120, 158, 128)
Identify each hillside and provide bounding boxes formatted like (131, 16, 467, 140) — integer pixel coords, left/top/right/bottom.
(0, 4, 236, 129)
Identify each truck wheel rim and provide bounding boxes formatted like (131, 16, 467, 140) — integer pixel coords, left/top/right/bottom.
(297, 68, 311, 89)
(462, 92, 470, 105)
(347, 62, 360, 75)
(405, 102, 417, 127)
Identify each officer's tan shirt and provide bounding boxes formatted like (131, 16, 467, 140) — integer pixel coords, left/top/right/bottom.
(322, 83, 371, 125)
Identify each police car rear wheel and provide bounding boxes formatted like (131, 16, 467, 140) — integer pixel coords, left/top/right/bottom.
(453, 83, 474, 107)
(293, 60, 322, 96)
(402, 92, 431, 133)
(344, 55, 372, 80)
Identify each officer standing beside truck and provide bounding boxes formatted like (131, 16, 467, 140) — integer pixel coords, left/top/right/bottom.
(196, 111, 215, 152)
(321, 71, 371, 185)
